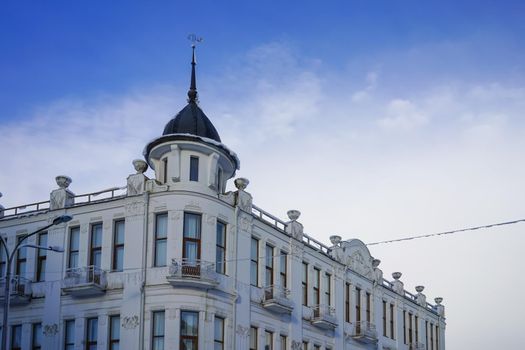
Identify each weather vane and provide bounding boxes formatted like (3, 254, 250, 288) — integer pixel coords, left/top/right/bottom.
(187, 33, 203, 48)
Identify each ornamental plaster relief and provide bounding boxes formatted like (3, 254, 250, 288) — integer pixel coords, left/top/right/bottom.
(236, 325, 250, 338)
(330, 239, 375, 279)
(122, 315, 140, 329)
(43, 324, 59, 336)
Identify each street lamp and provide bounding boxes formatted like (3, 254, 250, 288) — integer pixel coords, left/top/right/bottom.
(0, 214, 72, 350)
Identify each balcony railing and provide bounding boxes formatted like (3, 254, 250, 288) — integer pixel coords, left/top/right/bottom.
(0, 276, 32, 305)
(62, 265, 107, 297)
(311, 304, 338, 329)
(409, 342, 425, 350)
(351, 321, 378, 344)
(262, 285, 294, 314)
(167, 259, 219, 289)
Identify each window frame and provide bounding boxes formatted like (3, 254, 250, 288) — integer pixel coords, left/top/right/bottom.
(112, 220, 125, 271)
(180, 311, 199, 350)
(182, 212, 202, 262)
(85, 317, 98, 350)
(265, 244, 274, 287)
(109, 315, 120, 350)
(189, 156, 199, 181)
(382, 300, 387, 337)
(312, 268, 320, 306)
(250, 237, 259, 286)
(345, 283, 351, 323)
(152, 311, 165, 350)
(279, 251, 287, 288)
(264, 330, 273, 350)
(36, 232, 47, 282)
(355, 287, 362, 322)
(390, 303, 395, 339)
(249, 326, 258, 350)
(89, 223, 103, 268)
(68, 226, 80, 269)
(214, 316, 225, 350)
(301, 262, 308, 306)
(64, 319, 75, 350)
(15, 236, 26, 276)
(366, 292, 371, 322)
(11, 324, 22, 350)
(324, 272, 331, 306)
(215, 221, 226, 274)
(32, 323, 42, 350)
(154, 213, 168, 267)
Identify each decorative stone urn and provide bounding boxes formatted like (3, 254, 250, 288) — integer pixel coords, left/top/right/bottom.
(372, 259, 381, 268)
(415, 285, 425, 293)
(434, 297, 443, 305)
(55, 175, 72, 189)
(287, 210, 301, 221)
(329, 235, 342, 246)
(234, 177, 249, 190)
(132, 159, 148, 174)
(392, 272, 402, 280)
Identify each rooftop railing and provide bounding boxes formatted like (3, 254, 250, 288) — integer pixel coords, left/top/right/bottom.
(1, 186, 127, 219)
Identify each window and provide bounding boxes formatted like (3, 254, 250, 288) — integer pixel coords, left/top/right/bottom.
(68, 227, 80, 268)
(11, 324, 21, 350)
(190, 156, 199, 181)
(249, 326, 257, 350)
(265, 245, 274, 287)
(314, 345, 321, 350)
(64, 320, 75, 350)
(180, 311, 199, 350)
(390, 303, 395, 339)
(408, 312, 413, 344)
(382, 301, 387, 337)
(403, 311, 406, 344)
(36, 232, 47, 281)
(264, 331, 273, 350)
(345, 283, 351, 322)
(366, 292, 371, 322)
(109, 315, 120, 350)
(301, 262, 308, 306)
(436, 325, 439, 350)
(183, 213, 201, 264)
(279, 251, 287, 288)
(425, 321, 429, 350)
(355, 287, 361, 322)
(163, 157, 168, 183)
(279, 335, 287, 350)
(217, 168, 224, 193)
(250, 238, 259, 286)
(15, 236, 26, 276)
(430, 322, 434, 350)
(152, 311, 165, 350)
(214, 316, 224, 350)
(154, 213, 167, 267)
(312, 268, 320, 305)
(112, 220, 125, 271)
(415, 315, 419, 342)
(324, 273, 331, 306)
(216, 221, 226, 274)
(302, 341, 308, 350)
(85, 317, 98, 350)
(0, 242, 6, 277)
(89, 223, 102, 268)
(32, 323, 42, 350)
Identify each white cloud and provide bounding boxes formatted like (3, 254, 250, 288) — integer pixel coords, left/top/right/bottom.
(1, 42, 525, 350)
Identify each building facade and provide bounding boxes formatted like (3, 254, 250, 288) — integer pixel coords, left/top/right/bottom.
(0, 51, 445, 350)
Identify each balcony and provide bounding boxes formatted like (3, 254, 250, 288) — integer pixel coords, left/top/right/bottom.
(351, 321, 378, 344)
(311, 304, 338, 330)
(62, 266, 107, 297)
(166, 259, 219, 289)
(262, 285, 294, 314)
(0, 276, 32, 305)
(409, 342, 425, 350)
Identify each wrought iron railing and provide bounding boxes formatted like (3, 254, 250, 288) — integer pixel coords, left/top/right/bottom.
(312, 304, 336, 319)
(352, 320, 378, 339)
(1, 186, 126, 218)
(168, 259, 217, 281)
(0, 275, 32, 297)
(409, 342, 425, 350)
(63, 265, 107, 288)
(263, 285, 290, 301)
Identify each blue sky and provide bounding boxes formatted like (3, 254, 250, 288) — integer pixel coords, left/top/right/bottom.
(1, 1, 524, 120)
(1, 1, 525, 349)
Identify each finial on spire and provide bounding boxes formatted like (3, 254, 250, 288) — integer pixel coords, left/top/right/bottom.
(187, 34, 203, 103)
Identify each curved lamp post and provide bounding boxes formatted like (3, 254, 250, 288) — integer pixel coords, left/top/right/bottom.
(0, 214, 72, 350)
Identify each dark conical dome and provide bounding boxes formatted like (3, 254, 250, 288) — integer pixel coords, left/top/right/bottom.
(162, 101, 221, 142)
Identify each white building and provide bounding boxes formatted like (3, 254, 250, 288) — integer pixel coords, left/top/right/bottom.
(0, 48, 445, 350)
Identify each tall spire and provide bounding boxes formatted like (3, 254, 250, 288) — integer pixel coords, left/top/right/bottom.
(187, 34, 203, 103)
